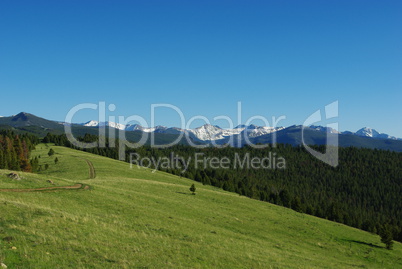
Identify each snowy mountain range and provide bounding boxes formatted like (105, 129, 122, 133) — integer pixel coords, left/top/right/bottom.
(80, 120, 285, 141)
(79, 120, 400, 142)
(1, 112, 401, 151)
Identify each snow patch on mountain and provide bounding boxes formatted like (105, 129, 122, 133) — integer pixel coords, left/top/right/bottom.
(83, 120, 100, 127)
(125, 124, 167, 133)
(183, 124, 285, 141)
(81, 121, 166, 133)
(241, 125, 285, 138)
(309, 125, 340, 134)
(82, 120, 126, 130)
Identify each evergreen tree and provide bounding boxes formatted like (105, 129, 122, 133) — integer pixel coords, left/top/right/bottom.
(48, 148, 55, 156)
(190, 184, 196, 195)
(291, 196, 303, 213)
(279, 190, 291, 207)
(380, 226, 394, 250)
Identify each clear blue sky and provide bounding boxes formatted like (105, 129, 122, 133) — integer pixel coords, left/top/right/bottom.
(0, 1, 401, 136)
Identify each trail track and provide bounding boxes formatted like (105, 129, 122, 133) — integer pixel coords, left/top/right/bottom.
(0, 183, 90, 192)
(85, 159, 96, 179)
(0, 158, 95, 193)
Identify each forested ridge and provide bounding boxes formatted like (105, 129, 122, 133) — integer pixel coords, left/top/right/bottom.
(41, 133, 402, 242)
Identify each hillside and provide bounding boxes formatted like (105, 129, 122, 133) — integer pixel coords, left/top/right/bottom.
(0, 145, 401, 268)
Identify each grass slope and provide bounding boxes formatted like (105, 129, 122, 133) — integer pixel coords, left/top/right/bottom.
(0, 144, 401, 268)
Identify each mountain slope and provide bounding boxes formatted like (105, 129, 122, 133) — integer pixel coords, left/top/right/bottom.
(0, 112, 96, 137)
(0, 145, 401, 268)
(0, 112, 63, 129)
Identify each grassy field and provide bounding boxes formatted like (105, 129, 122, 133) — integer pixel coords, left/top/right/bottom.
(0, 144, 401, 268)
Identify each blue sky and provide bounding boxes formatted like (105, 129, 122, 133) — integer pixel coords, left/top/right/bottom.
(1, 1, 401, 136)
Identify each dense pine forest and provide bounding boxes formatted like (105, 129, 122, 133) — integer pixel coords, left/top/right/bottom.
(41, 133, 402, 242)
(0, 131, 39, 172)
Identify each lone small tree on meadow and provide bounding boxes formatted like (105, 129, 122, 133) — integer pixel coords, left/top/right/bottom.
(48, 148, 55, 157)
(190, 184, 196, 195)
(54, 157, 59, 164)
(380, 226, 394, 250)
(44, 164, 49, 170)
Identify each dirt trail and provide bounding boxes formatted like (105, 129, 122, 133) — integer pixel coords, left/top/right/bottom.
(0, 157, 95, 193)
(85, 159, 96, 179)
(77, 157, 96, 179)
(0, 183, 90, 193)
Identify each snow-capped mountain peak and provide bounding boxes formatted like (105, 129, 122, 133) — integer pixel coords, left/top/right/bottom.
(355, 127, 398, 140)
(187, 124, 227, 141)
(356, 127, 380, 138)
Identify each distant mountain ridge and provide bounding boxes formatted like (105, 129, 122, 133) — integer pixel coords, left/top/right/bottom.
(80, 119, 400, 141)
(80, 120, 287, 141)
(0, 112, 401, 151)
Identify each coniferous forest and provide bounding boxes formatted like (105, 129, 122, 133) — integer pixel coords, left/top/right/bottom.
(42, 133, 402, 243)
(0, 131, 39, 172)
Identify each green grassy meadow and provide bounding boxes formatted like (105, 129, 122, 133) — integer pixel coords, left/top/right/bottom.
(0, 144, 401, 268)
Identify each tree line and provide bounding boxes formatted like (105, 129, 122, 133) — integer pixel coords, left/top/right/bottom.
(0, 130, 39, 172)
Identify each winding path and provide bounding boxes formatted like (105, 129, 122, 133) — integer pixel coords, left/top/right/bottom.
(0, 158, 95, 193)
(0, 183, 90, 193)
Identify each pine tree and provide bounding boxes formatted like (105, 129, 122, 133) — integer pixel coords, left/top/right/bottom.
(291, 196, 303, 213)
(48, 148, 55, 156)
(279, 189, 291, 207)
(190, 184, 196, 195)
(20, 158, 32, 172)
(380, 226, 394, 250)
(30, 157, 39, 172)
